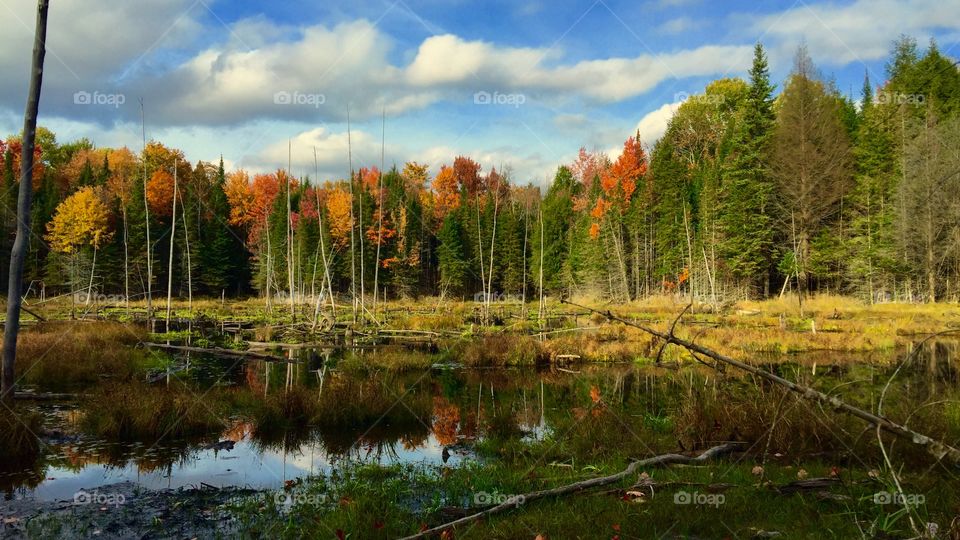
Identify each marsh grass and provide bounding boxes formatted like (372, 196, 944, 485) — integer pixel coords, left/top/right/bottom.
(461, 335, 547, 366)
(15, 321, 149, 389)
(339, 346, 438, 371)
(79, 381, 225, 441)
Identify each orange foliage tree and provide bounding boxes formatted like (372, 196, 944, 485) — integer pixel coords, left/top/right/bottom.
(146, 170, 175, 218)
(3, 138, 45, 189)
(431, 165, 459, 222)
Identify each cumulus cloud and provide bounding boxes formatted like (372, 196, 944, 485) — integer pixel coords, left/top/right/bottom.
(405, 34, 750, 102)
(635, 100, 683, 144)
(252, 126, 402, 180)
(747, 0, 960, 68)
(0, 0, 201, 123)
(0, 1, 753, 129)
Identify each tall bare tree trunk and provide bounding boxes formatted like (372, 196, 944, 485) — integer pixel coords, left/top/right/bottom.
(165, 161, 178, 332)
(265, 214, 272, 313)
(315, 149, 336, 316)
(286, 143, 295, 319)
(373, 109, 385, 312)
(347, 112, 358, 324)
(2, 0, 48, 404)
(139, 100, 153, 319)
(537, 208, 545, 324)
(122, 190, 130, 315)
(86, 246, 97, 307)
(178, 185, 192, 314)
(521, 207, 528, 318)
(485, 192, 499, 320)
(476, 192, 486, 315)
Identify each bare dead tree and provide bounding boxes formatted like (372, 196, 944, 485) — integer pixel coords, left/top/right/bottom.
(373, 107, 385, 312)
(771, 46, 852, 299)
(139, 99, 153, 319)
(2, 0, 48, 404)
(898, 115, 960, 302)
(165, 160, 178, 332)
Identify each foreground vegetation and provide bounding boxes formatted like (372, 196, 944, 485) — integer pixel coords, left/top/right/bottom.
(2, 295, 958, 538)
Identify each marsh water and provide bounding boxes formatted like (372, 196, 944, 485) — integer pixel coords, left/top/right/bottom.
(3, 340, 958, 502)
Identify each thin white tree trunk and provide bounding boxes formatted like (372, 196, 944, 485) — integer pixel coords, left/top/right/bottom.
(178, 185, 192, 314)
(86, 245, 97, 307)
(165, 161, 178, 333)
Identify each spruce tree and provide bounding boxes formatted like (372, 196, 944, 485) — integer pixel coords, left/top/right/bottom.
(718, 43, 776, 295)
(201, 158, 238, 294)
(437, 209, 468, 296)
(533, 166, 575, 294)
(848, 75, 899, 301)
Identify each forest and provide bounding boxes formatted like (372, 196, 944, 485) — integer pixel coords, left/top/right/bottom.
(4, 3, 960, 533)
(2, 38, 959, 309)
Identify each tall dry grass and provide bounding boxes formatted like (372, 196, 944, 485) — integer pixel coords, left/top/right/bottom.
(15, 321, 148, 389)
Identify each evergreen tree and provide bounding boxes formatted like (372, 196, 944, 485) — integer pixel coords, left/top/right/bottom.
(718, 43, 776, 295)
(201, 158, 240, 294)
(848, 74, 900, 301)
(533, 166, 575, 294)
(437, 209, 468, 295)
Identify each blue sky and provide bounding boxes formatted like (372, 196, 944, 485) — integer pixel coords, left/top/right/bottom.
(1, 0, 958, 184)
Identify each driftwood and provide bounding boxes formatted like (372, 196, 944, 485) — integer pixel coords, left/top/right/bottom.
(246, 341, 337, 351)
(400, 443, 741, 540)
(14, 391, 83, 401)
(562, 299, 960, 464)
(19, 304, 45, 321)
(143, 343, 288, 362)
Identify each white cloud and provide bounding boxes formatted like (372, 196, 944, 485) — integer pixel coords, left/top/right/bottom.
(254, 126, 400, 180)
(748, 0, 960, 69)
(0, 0, 202, 121)
(635, 100, 683, 144)
(659, 17, 704, 35)
(405, 34, 751, 102)
(1, 3, 754, 129)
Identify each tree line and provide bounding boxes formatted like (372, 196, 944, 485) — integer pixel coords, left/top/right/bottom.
(2, 37, 959, 308)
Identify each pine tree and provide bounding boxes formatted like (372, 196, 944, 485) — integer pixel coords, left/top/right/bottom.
(848, 75, 899, 301)
(124, 168, 151, 299)
(201, 158, 240, 294)
(437, 209, 468, 296)
(718, 43, 777, 295)
(533, 166, 575, 294)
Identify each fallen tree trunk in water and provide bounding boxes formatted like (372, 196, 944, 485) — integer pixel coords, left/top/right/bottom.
(143, 343, 287, 362)
(562, 299, 960, 464)
(400, 443, 741, 539)
(14, 391, 84, 401)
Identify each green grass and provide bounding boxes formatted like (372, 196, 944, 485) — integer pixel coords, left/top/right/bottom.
(225, 458, 958, 539)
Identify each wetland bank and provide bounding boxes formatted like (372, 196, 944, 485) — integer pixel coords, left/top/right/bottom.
(1, 296, 959, 539)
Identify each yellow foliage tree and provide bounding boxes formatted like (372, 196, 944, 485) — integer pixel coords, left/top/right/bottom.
(45, 187, 114, 305)
(46, 187, 113, 253)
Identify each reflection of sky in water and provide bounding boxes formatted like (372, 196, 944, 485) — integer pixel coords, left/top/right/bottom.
(27, 432, 466, 502)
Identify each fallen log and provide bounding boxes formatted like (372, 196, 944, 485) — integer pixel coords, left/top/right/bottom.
(143, 343, 288, 362)
(14, 391, 84, 401)
(562, 299, 960, 464)
(19, 304, 45, 321)
(246, 341, 339, 350)
(400, 442, 741, 540)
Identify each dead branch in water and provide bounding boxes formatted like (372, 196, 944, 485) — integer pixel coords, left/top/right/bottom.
(143, 343, 287, 362)
(562, 299, 960, 464)
(400, 443, 741, 539)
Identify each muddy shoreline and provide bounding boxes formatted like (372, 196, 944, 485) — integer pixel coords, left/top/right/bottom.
(1, 481, 260, 539)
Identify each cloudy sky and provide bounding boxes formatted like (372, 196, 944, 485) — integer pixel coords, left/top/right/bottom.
(1, 0, 958, 184)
